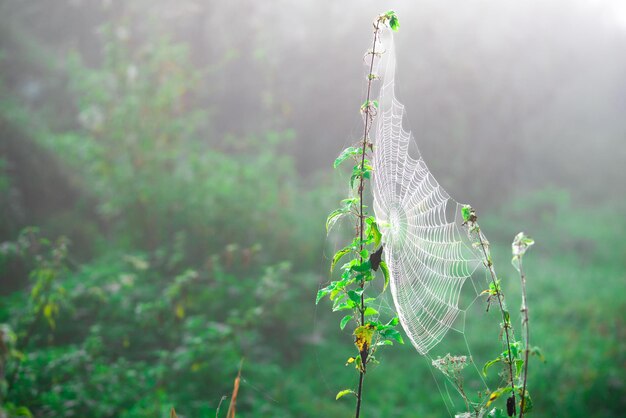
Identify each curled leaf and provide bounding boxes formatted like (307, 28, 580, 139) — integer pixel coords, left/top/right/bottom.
(336, 389, 356, 400)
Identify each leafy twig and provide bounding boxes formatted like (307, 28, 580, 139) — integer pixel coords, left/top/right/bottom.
(463, 206, 517, 416)
(354, 14, 382, 418)
(512, 232, 534, 417)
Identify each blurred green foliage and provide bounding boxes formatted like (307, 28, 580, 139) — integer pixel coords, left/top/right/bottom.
(0, 5, 624, 418)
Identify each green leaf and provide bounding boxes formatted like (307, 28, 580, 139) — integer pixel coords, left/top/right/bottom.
(515, 359, 524, 378)
(334, 147, 362, 168)
(351, 260, 371, 273)
(486, 386, 513, 407)
(482, 357, 502, 377)
(350, 174, 358, 189)
(510, 340, 521, 358)
(364, 307, 379, 316)
(461, 205, 472, 223)
(381, 328, 404, 344)
(386, 316, 399, 327)
(330, 288, 343, 301)
(340, 315, 353, 330)
(333, 301, 356, 312)
(336, 389, 355, 400)
(379, 261, 390, 292)
(347, 289, 362, 305)
(316, 284, 334, 304)
(389, 15, 400, 31)
(326, 207, 349, 233)
(502, 310, 511, 326)
(367, 219, 382, 247)
(520, 388, 533, 413)
(331, 247, 352, 272)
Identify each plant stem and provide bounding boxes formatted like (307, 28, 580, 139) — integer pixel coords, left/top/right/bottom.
(476, 231, 517, 416)
(518, 257, 530, 418)
(355, 17, 381, 418)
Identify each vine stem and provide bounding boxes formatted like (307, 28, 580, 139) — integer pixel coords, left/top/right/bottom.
(518, 257, 530, 418)
(355, 16, 382, 418)
(476, 231, 517, 416)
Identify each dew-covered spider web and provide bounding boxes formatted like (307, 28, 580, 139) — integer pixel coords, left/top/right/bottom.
(370, 27, 488, 357)
(317, 25, 512, 417)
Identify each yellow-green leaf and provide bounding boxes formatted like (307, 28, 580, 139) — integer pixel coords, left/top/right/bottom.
(354, 324, 376, 353)
(364, 307, 378, 316)
(336, 389, 355, 400)
(486, 386, 513, 407)
(379, 261, 390, 292)
(331, 247, 352, 272)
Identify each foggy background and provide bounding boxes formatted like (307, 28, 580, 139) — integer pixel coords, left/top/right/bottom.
(1, 0, 624, 417)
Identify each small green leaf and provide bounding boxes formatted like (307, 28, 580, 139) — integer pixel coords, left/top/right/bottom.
(340, 315, 353, 330)
(510, 341, 521, 359)
(316, 284, 335, 304)
(520, 388, 533, 413)
(486, 386, 513, 407)
(364, 307, 378, 316)
(326, 207, 349, 233)
(381, 328, 404, 344)
(334, 147, 363, 168)
(515, 359, 524, 378)
(367, 220, 382, 247)
(384, 10, 400, 32)
(461, 205, 472, 223)
(351, 260, 371, 273)
(331, 247, 352, 272)
(333, 301, 356, 312)
(503, 310, 511, 326)
(389, 15, 400, 31)
(336, 389, 355, 400)
(386, 316, 399, 327)
(347, 289, 362, 305)
(315, 289, 326, 304)
(482, 357, 501, 377)
(350, 174, 358, 189)
(379, 261, 390, 292)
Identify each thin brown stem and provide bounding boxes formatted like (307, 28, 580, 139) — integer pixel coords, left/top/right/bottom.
(518, 258, 530, 418)
(355, 17, 381, 418)
(476, 232, 517, 416)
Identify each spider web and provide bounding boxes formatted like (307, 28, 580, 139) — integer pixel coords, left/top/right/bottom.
(370, 27, 485, 356)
